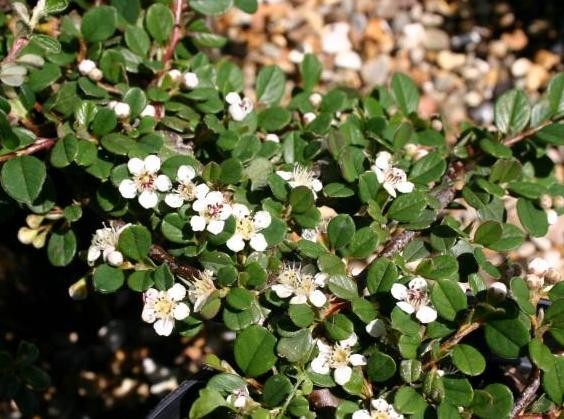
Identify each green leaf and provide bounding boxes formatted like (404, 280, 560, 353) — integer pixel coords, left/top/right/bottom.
(300, 54, 322, 92)
(226, 288, 254, 310)
(443, 378, 473, 407)
(324, 313, 354, 341)
(543, 356, 564, 405)
(234, 325, 277, 377)
(234, 0, 257, 13)
(30, 34, 61, 54)
(50, 135, 78, 168)
(125, 25, 150, 56)
(535, 123, 564, 146)
(47, 231, 76, 267)
(289, 186, 314, 214)
(400, 359, 422, 383)
(288, 304, 315, 328)
(323, 183, 355, 198)
(127, 271, 154, 292)
(394, 386, 426, 414)
(91, 108, 117, 136)
(0, 110, 19, 150)
(494, 89, 531, 134)
(123, 87, 147, 118)
(190, 0, 233, 15)
(529, 339, 555, 371)
(409, 152, 447, 184)
(387, 191, 426, 222)
(487, 224, 525, 252)
(262, 375, 292, 408)
(416, 255, 459, 280)
(117, 225, 151, 262)
(391, 73, 420, 114)
(471, 384, 513, 419)
(189, 388, 226, 419)
(28, 63, 61, 92)
(510, 277, 535, 315)
(93, 264, 125, 293)
(327, 214, 355, 249)
(451, 344, 485, 376)
(45, 0, 69, 14)
(256, 66, 286, 105)
(145, 3, 174, 43)
(516, 198, 548, 237)
(489, 159, 522, 183)
(547, 72, 564, 114)
(366, 258, 398, 294)
(258, 106, 291, 131)
(431, 279, 467, 321)
(277, 329, 314, 363)
(484, 317, 530, 358)
(81, 6, 117, 42)
(366, 352, 396, 382)
(348, 227, 379, 258)
(474, 221, 502, 246)
(328, 275, 358, 300)
(219, 157, 243, 185)
(1, 156, 46, 204)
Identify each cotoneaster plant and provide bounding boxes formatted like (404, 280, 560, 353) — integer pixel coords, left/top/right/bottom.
(0, 1, 563, 418)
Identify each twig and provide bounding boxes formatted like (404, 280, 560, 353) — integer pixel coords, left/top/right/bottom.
(148, 244, 200, 279)
(503, 119, 554, 147)
(0, 137, 56, 163)
(422, 321, 481, 370)
(510, 368, 541, 418)
(162, 0, 185, 66)
(2, 37, 29, 64)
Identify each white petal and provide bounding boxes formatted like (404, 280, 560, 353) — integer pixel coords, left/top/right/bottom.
(366, 319, 385, 337)
(87, 246, 101, 265)
(391, 283, 408, 300)
(290, 295, 308, 305)
(352, 410, 372, 419)
(144, 155, 161, 173)
(192, 199, 206, 213)
(311, 179, 323, 192)
(119, 179, 138, 199)
(195, 183, 209, 199)
(528, 257, 550, 275)
(310, 356, 330, 375)
(233, 395, 247, 408)
(226, 235, 246, 252)
(177, 165, 196, 182)
(409, 277, 427, 291)
(250, 234, 268, 251)
(309, 290, 327, 307)
(350, 354, 367, 366)
(375, 151, 392, 170)
(155, 175, 172, 192)
(334, 366, 352, 385)
(142, 307, 156, 323)
(416, 306, 437, 323)
(173, 303, 190, 320)
(383, 183, 397, 198)
(165, 193, 184, 208)
(144, 288, 159, 302)
(229, 104, 246, 121)
(396, 180, 414, 193)
(276, 170, 292, 181)
(138, 190, 159, 208)
(397, 301, 415, 314)
(314, 272, 329, 287)
(190, 216, 206, 231)
(340, 333, 358, 347)
(373, 166, 385, 183)
(106, 250, 124, 266)
(232, 203, 250, 219)
(207, 220, 225, 235)
(128, 157, 145, 175)
(371, 399, 389, 411)
(253, 211, 271, 229)
(153, 317, 174, 336)
(272, 284, 294, 298)
(219, 206, 232, 220)
(225, 92, 241, 105)
(167, 283, 187, 301)
(546, 209, 558, 225)
(206, 191, 224, 205)
(140, 104, 156, 118)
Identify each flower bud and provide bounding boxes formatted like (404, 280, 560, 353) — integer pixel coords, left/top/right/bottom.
(526, 274, 544, 290)
(546, 209, 558, 225)
(89, 68, 103, 81)
(32, 230, 48, 249)
(182, 72, 199, 89)
(78, 59, 96, 76)
(113, 102, 131, 119)
(540, 194, 552, 209)
(265, 133, 279, 143)
(140, 104, 156, 118)
(545, 268, 561, 284)
(106, 250, 124, 267)
(68, 278, 88, 300)
(167, 69, 182, 83)
(487, 281, 507, 302)
(303, 112, 316, 124)
(528, 257, 549, 276)
(309, 92, 322, 107)
(26, 214, 44, 229)
(18, 227, 38, 244)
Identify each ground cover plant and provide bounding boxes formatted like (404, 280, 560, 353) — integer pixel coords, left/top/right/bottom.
(0, 1, 563, 418)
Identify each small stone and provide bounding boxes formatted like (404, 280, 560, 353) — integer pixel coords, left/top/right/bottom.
(335, 50, 362, 71)
(361, 55, 390, 86)
(511, 58, 532, 78)
(401, 23, 425, 49)
(535, 49, 560, 69)
(525, 64, 549, 90)
(464, 91, 482, 107)
(423, 28, 450, 50)
(321, 22, 352, 54)
(490, 40, 508, 58)
(436, 50, 466, 71)
(501, 29, 528, 51)
(517, 241, 536, 258)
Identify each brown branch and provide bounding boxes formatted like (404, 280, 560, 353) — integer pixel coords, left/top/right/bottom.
(423, 321, 482, 370)
(162, 0, 185, 66)
(0, 137, 56, 163)
(510, 368, 541, 418)
(2, 37, 29, 64)
(503, 119, 554, 147)
(149, 244, 200, 280)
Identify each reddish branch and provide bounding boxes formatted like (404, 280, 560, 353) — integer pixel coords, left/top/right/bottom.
(149, 244, 200, 279)
(162, 0, 185, 66)
(423, 321, 482, 370)
(0, 137, 56, 163)
(503, 119, 555, 147)
(510, 368, 541, 418)
(2, 37, 29, 63)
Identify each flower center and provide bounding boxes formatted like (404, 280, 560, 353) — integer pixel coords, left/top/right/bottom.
(296, 274, 316, 296)
(154, 297, 174, 316)
(372, 412, 391, 419)
(329, 346, 351, 367)
(406, 288, 427, 309)
(236, 217, 255, 240)
(206, 202, 225, 219)
(292, 166, 315, 187)
(135, 172, 156, 191)
(383, 167, 406, 185)
(178, 181, 197, 200)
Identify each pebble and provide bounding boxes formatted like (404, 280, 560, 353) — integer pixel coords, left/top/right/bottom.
(321, 22, 352, 54)
(437, 50, 466, 71)
(464, 91, 482, 107)
(361, 55, 391, 86)
(501, 29, 528, 51)
(526, 64, 549, 90)
(335, 50, 362, 70)
(511, 57, 532, 78)
(423, 28, 450, 50)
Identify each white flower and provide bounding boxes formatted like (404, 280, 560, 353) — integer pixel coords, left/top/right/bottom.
(167, 69, 182, 83)
(371, 151, 414, 198)
(89, 68, 103, 81)
(190, 191, 232, 234)
(140, 104, 156, 118)
(265, 133, 280, 143)
(488, 281, 507, 301)
(78, 59, 96, 76)
(528, 257, 550, 276)
(546, 209, 558, 225)
(226, 92, 253, 121)
(119, 155, 172, 209)
(226, 204, 271, 252)
(309, 92, 322, 107)
(164, 165, 209, 208)
(391, 277, 437, 323)
(226, 386, 250, 409)
(310, 333, 366, 385)
(142, 284, 190, 336)
(111, 102, 131, 119)
(271, 263, 328, 307)
(365, 319, 385, 338)
(352, 398, 404, 419)
(182, 72, 199, 89)
(187, 270, 216, 312)
(276, 164, 323, 198)
(87, 221, 130, 266)
(303, 112, 317, 124)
